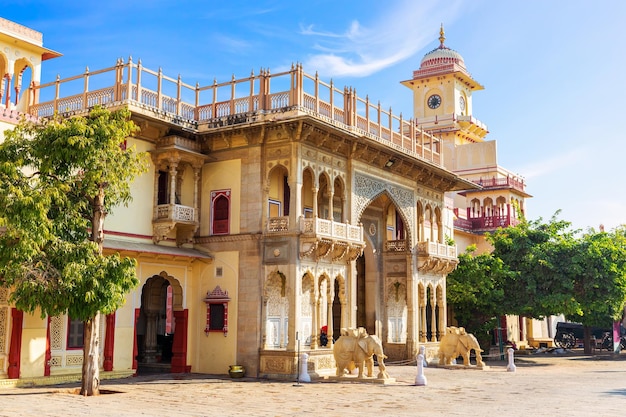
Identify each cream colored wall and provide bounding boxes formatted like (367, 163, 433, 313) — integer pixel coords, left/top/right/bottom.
(105, 138, 155, 238)
(193, 251, 239, 375)
(200, 159, 242, 236)
(19, 312, 47, 378)
(454, 141, 497, 172)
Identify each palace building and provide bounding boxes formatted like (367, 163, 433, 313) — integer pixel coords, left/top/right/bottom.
(0, 18, 538, 385)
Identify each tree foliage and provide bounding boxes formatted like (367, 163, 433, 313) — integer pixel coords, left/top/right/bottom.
(567, 227, 626, 327)
(447, 245, 508, 342)
(488, 214, 579, 318)
(449, 213, 626, 352)
(0, 106, 148, 394)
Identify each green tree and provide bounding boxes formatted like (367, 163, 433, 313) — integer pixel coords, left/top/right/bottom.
(447, 245, 508, 347)
(567, 227, 626, 353)
(488, 214, 579, 319)
(0, 106, 148, 395)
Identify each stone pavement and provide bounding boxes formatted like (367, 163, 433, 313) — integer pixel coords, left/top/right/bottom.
(1, 352, 625, 417)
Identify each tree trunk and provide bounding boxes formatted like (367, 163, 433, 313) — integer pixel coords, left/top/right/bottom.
(80, 313, 101, 396)
(583, 325, 593, 355)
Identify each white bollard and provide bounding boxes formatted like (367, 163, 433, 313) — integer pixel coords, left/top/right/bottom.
(506, 347, 516, 372)
(419, 345, 428, 367)
(415, 353, 427, 386)
(299, 352, 311, 382)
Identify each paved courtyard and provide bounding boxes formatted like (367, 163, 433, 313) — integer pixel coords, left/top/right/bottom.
(1, 352, 624, 417)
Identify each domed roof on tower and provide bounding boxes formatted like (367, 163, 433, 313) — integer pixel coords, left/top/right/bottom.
(419, 25, 466, 72)
(406, 25, 482, 90)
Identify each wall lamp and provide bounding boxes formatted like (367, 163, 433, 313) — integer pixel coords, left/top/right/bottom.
(385, 159, 396, 168)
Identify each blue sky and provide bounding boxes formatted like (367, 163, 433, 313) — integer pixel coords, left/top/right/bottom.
(4, 0, 625, 231)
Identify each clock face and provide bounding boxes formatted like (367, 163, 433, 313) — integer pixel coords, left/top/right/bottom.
(427, 94, 441, 109)
(459, 96, 466, 111)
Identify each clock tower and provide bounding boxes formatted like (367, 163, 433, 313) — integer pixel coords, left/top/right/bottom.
(401, 25, 488, 150)
(402, 25, 530, 246)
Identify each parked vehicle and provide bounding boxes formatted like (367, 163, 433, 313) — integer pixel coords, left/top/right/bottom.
(554, 322, 608, 349)
(599, 331, 626, 351)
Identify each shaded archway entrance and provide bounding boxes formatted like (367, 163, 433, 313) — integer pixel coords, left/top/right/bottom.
(135, 271, 186, 374)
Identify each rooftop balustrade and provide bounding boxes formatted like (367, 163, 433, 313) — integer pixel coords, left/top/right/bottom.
(26, 59, 442, 166)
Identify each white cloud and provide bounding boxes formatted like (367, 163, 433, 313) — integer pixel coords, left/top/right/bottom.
(298, 0, 464, 77)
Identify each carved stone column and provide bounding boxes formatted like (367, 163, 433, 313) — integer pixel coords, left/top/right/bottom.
(326, 280, 334, 348)
(169, 161, 178, 208)
(312, 186, 318, 217)
(430, 293, 437, 342)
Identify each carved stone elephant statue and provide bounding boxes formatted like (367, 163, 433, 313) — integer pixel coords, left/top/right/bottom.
(333, 327, 390, 379)
(438, 326, 485, 367)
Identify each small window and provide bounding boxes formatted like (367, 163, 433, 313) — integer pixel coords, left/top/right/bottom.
(209, 304, 225, 330)
(67, 318, 84, 349)
(204, 286, 231, 336)
(268, 199, 281, 217)
(211, 190, 231, 235)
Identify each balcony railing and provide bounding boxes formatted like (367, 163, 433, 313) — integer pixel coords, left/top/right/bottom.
(385, 240, 407, 252)
(267, 216, 289, 232)
(156, 204, 196, 222)
(416, 241, 457, 259)
(454, 215, 520, 231)
(474, 176, 526, 193)
(299, 217, 363, 244)
(26, 60, 443, 167)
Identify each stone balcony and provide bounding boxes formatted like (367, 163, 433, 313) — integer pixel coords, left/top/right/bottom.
(416, 241, 458, 274)
(152, 203, 198, 246)
(264, 216, 365, 262)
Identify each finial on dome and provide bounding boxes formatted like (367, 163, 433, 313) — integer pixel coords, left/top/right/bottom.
(439, 24, 446, 48)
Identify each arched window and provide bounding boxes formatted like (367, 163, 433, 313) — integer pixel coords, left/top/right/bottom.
(211, 190, 231, 235)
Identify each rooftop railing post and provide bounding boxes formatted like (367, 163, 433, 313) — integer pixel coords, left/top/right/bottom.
(343, 87, 351, 126)
(156, 67, 163, 111)
(409, 118, 416, 154)
(136, 59, 143, 106)
(365, 95, 370, 132)
(314, 72, 319, 113)
(377, 101, 382, 136)
(54, 74, 60, 114)
(194, 82, 200, 120)
(177, 74, 182, 116)
(388, 106, 392, 141)
(126, 56, 133, 102)
(265, 68, 271, 110)
(249, 70, 255, 112)
(114, 58, 122, 102)
(212, 78, 218, 118)
(329, 79, 334, 120)
(83, 66, 89, 110)
(230, 74, 236, 115)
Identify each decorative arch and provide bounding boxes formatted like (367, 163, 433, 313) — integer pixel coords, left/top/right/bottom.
(317, 170, 332, 220)
(418, 283, 427, 343)
(12, 58, 32, 106)
(264, 269, 290, 349)
(301, 272, 314, 346)
(436, 284, 445, 341)
(353, 174, 415, 242)
(301, 167, 316, 217)
(267, 164, 290, 218)
(136, 271, 185, 371)
(332, 175, 346, 222)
